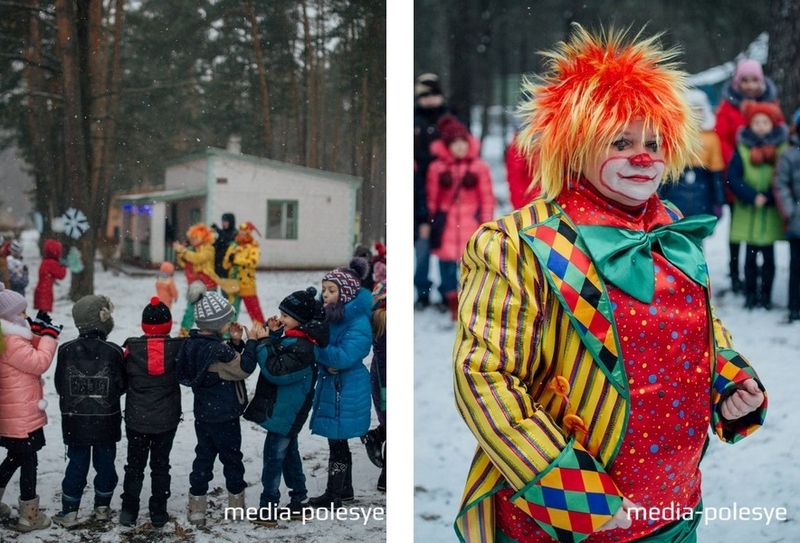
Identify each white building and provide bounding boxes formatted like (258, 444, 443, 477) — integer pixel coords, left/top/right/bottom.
(115, 146, 362, 269)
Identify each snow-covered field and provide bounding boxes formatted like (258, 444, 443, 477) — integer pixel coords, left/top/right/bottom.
(414, 134, 800, 542)
(3, 230, 386, 542)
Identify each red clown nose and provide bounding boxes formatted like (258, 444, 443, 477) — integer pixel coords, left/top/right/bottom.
(629, 153, 654, 167)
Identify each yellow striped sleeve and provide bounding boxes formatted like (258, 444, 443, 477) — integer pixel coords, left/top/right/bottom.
(453, 216, 569, 490)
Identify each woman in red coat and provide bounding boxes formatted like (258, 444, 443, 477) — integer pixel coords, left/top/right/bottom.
(426, 114, 495, 319)
(33, 239, 67, 313)
(714, 59, 780, 293)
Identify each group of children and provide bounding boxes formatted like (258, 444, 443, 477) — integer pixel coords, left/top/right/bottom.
(0, 238, 387, 532)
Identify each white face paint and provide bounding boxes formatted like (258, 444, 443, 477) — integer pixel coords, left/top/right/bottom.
(582, 120, 666, 208)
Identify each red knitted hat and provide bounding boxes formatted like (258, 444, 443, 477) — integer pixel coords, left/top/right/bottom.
(437, 114, 470, 145)
(142, 296, 172, 335)
(742, 100, 784, 126)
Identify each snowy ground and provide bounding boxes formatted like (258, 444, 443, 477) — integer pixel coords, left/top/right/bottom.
(2, 230, 386, 542)
(414, 134, 800, 541)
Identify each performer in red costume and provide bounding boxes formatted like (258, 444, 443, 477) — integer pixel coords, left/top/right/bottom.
(453, 25, 767, 543)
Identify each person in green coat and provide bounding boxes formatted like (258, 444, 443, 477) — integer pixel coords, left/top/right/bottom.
(727, 100, 789, 309)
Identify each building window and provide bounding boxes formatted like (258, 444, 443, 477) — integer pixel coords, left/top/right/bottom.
(266, 200, 298, 240)
(189, 208, 202, 225)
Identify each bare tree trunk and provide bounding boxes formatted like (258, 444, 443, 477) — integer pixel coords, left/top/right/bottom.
(301, 0, 317, 168)
(247, 0, 273, 158)
(767, 0, 800, 117)
(23, 0, 59, 241)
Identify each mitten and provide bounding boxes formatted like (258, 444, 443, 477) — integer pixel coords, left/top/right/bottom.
(35, 310, 53, 325)
(38, 321, 63, 339)
(27, 317, 44, 335)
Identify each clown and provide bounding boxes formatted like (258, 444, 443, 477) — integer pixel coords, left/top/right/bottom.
(453, 25, 767, 543)
(222, 222, 265, 325)
(173, 224, 219, 336)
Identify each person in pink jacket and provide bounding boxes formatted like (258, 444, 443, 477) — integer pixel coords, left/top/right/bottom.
(426, 114, 495, 319)
(0, 283, 62, 532)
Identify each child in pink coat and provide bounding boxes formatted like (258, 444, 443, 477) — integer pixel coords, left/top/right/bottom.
(426, 114, 496, 319)
(0, 283, 62, 531)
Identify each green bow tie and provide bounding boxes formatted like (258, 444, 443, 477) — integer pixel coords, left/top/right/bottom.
(577, 214, 717, 303)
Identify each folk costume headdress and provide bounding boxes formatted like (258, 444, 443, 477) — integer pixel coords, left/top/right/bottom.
(516, 24, 699, 201)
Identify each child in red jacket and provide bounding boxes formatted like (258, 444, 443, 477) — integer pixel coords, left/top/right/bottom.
(33, 239, 67, 313)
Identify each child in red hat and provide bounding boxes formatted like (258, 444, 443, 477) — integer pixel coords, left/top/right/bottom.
(728, 99, 789, 309)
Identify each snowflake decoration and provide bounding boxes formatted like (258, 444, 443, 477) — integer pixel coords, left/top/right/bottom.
(60, 208, 90, 240)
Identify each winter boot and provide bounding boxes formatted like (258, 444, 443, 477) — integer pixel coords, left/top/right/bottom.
(0, 487, 11, 520)
(119, 495, 139, 527)
(93, 491, 112, 521)
(228, 490, 245, 509)
(360, 427, 384, 469)
(341, 456, 354, 502)
(119, 507, 137, 527)
(187, 494, 207, 526)
(52, 495, 81, 528)
(308, 460, 347, 508)
(149, 497, 169, 529)
(16, 495, 50, 533)
(445, 291, 459, 321)
(760, 272, 774, 310)
(377, 441, 386, 492)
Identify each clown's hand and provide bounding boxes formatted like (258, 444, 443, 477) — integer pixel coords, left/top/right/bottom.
(720, 378, 763, 421)
(596, 497, 637, 532)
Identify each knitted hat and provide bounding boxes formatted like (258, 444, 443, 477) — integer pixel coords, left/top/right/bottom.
(733, 59, 766, 91)
(187, 281, 233, 331)
(437, 114, 470, 146)
(72, 295, 115, 336)
(742, 100, 784, 125)
(372, 280, 387, 310)
(415, 73, 443, 98)
(142, 296, 172, 335)
(9, 240, 22, 258)
(322, 257, 369, 305)
(279, 287, 322, 324)
(686, 88, 715, 131)
(0, 283, 27, 322)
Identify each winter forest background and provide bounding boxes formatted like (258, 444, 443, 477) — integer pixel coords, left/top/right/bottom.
(0, 0, 386, 299)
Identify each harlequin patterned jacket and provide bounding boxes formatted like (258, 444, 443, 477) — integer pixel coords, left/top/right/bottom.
(452, 197, 768, 543)
(222, 242, 260, 297)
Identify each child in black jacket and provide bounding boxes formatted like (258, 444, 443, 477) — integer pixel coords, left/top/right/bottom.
(53, 295, 126, 527)
(119, 297, 184, 528)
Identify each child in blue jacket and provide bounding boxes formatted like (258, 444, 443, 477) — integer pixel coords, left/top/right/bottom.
(308, 258, 373, 508)
(243, 286, 329, 526)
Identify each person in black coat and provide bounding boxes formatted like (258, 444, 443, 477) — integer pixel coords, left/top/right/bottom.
(53, 295, 126, 527)
(414, 74, 451, 309)
(119, 298, 184, 528)
(212, 213, 237, 279)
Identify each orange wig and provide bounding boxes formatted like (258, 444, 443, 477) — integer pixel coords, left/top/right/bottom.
(186, 224, 214, 245)
(517, 24, 698, 201)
